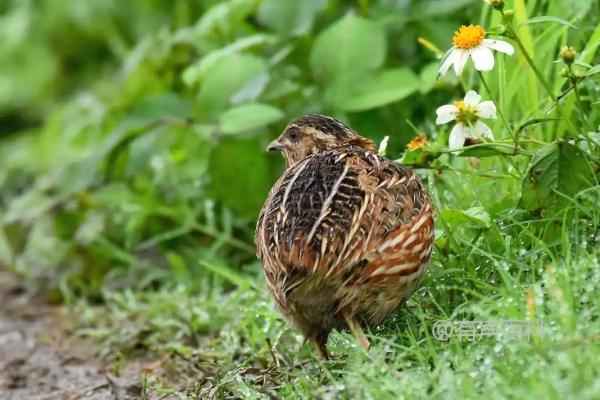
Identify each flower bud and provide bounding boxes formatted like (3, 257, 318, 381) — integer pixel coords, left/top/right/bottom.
(503, 9, 514, 19)
(484, 0, 505, 10)
(560, 46, 576, 65)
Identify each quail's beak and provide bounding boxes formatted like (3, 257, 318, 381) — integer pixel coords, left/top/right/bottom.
(266, 139, 287, 152)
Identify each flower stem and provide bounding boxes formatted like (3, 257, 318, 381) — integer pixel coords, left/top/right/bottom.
(568, 66, 590, 125)
(357, 0, 370, 15)
(503, 17, 557, 102)
(568, 65, 594, 146)
(477, 71, 516, 147)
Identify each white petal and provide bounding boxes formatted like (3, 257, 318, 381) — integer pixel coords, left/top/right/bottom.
(483, 39, 515, 56)
(471, 45, 495, 71)
(435, 105, 458, 124)
(438, 49, 456, 76)
(449, 123, 467, 149)
(464, 90, 481, 107)
(453, 50, 470, 76)
(474, 120, 494, 140)
(476, 100, 497, 119)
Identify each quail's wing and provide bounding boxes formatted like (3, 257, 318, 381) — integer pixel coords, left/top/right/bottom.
(255, 148, 433, 281)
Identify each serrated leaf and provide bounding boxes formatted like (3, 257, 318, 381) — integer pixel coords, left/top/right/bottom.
(519, 142, 596, 213)
(218, 103, 284, 134)
(310, 14, 385, 85)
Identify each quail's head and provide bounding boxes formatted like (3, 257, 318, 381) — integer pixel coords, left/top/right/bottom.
(267, 115, 375, 166)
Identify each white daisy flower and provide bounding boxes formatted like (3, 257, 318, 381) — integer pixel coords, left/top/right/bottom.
(436, 90, 497, 150)
(438, 25, 514, 76)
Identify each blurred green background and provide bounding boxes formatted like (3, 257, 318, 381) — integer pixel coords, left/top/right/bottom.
(0, 0, 598, 297)
(0, 0, 469, 296)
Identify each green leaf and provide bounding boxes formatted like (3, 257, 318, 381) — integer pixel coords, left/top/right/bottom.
(581, 21, 600, 63)
(457, 146, 514, 158)
(419, 62, 441, 94)
(3, 191, 59, 224)
(439, 207, 492, 229)
(208, 137, 274, 218)
(400, 146, 445, 167)
(519, 142, 596, 213)
(520, 16, 577, 29)
(51, 156, 103, 193)
(182, 34, 277, 86)
(257, 0, 328, 36)
(330, 68, 420, 112)
(517, 118, 562, 134)
(310, 14, 385, 84)
(198, 259, 252, 289)
(218, 102, 284, 134)
(191, 0, 262, 40)
(584, 64, 600, 77)
(196, 53, 269, 118)
(400, 148, 428, 166)
(410, 0, 475, 18)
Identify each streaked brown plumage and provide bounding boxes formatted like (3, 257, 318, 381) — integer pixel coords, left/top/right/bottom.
(255, 115, 434, 358)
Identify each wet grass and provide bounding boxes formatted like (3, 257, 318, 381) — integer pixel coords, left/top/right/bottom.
(67, 176, 600, 399)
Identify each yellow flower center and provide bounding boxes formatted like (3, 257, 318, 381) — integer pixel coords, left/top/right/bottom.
(406, 135, 428, 150)
(452, 25, 486, 50)
(453, 100, 479, 125)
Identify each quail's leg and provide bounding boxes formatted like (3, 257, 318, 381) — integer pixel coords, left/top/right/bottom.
(311, 331, 330, 359)
(342, 311, 370, 350)
(312, 339, 329, 360)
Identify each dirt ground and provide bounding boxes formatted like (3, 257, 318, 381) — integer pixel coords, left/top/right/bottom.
(0, 270, 154, 400)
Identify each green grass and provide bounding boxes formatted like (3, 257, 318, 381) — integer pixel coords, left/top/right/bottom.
(76, 233, 600, 399)
(67, 178, 600, 399)
(1, 0, 599, 398)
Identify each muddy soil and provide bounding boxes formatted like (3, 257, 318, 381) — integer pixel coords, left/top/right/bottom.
(0, 270, 156, 400)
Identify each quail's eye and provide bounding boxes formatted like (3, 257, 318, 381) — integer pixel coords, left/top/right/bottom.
(287, 128, 301, 142)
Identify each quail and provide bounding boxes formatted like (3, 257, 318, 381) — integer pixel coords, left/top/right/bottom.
(255, 115, 434, 358)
